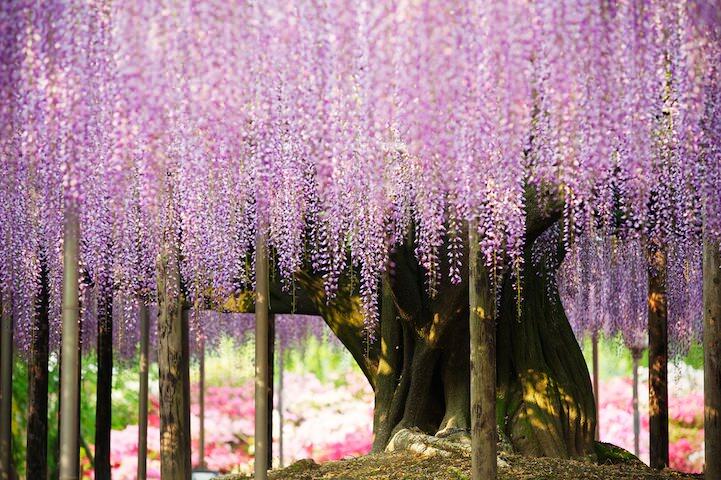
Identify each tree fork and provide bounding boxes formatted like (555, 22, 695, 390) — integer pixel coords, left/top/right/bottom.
(648, 251, 669, 469)
(703, 239, 721, 480)
(469, 225, 497, 480)
(227, 216, 595, 458)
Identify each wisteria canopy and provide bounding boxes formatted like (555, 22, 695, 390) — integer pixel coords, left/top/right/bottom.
(1, 0, 720, 352)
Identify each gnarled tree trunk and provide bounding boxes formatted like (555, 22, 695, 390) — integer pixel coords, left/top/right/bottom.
(227, 208, 596, 458)
(358, 230, 595, 457)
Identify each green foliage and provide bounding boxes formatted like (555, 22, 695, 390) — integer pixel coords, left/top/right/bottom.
(111, 357, 160, 430)
(581, 335, 646, 378)
(682, 342, 703, 369)
(186, 335, 359, 389)
(9, 351, 139, 478)
(7, 333, 354, 477)
(11, 358, 28, 478)
(284, 336, 356, 386)
(190, 338, 255, 387)
(581, 335, 703, 379)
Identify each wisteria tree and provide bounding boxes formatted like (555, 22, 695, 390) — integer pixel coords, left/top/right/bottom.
(1, 1, 721, 480)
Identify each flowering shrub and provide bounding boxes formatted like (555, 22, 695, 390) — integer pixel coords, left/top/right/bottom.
(598, 363, 704, 473)
(93, 359, 704, 478)
(105, 370, 372, 479)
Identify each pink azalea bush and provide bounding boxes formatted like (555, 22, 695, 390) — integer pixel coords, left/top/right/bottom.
(598, 363, 704, 473)
(93, 359, 704, 477)
(104, 369, 372, 478)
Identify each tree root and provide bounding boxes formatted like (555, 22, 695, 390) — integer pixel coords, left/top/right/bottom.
(386, 427, 513, 467)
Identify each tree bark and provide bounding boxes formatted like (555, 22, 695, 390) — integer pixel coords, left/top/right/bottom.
(0, 292, 12, 480)
(496, 245, 596, 458)
(468, 225, 497, 480)
(137, 302, 150, 480)
(371, 277, 402, 452)
(631, 348, 642, 458)
(592, 332, 599, 441)
(157, 236, 191, 480)
(26, 261, 49, 480)
(94, 286, 113, 480)
(703, 240, 721, 480)
(310, 220, 594, 457)
(254, 232, 270, 480)
(648, 253, 669, 469)
(59, 209, 81, 480)
(227, 213, 595, 459)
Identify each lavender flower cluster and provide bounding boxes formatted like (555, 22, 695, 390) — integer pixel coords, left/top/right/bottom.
(0, 1, 719, 354)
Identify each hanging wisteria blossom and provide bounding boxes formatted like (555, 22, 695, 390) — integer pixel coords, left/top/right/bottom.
(1, 0, 720, 349)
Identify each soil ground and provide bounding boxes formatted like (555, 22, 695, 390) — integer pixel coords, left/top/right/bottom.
(218, 450, 703, 480)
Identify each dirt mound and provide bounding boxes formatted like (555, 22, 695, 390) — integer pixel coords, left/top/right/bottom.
(219, 448, 702, 480)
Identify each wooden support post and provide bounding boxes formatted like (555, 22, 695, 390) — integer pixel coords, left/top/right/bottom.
(592, 332, 599, 441)
(468, 224, 497, 480)
(182, 309, 191, 471)
(158, 231, 191, 480)
(278, 343, 284, 468)
(704, 239, 721, 480)
(59, 209, 81, 480)
(254, 232, 270, 480)
(26, 261, 50, 479)
(648, 252, 669, 469)
(137, 302, 150, 480)
(94, 286, 113, 480)
(631, 348, 642, 458)
(0, 292, 13, 480)
(76, 317, 82, 474)
(199, 337, 206, 469)
(267, 313, 275, 469)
